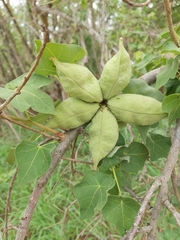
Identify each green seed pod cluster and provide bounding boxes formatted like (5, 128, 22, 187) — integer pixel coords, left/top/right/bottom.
(89, 106, 119, 170)
(46, 39, 167, 169)
(51, 58, 103, 103)
(99, 38, 131, 100)
(47, 97, 99, 130)
(108, 94, 167, 126)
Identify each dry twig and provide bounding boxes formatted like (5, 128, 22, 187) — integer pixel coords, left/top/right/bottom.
(163, 0, 180, 47)
(122, 0, 151, 7)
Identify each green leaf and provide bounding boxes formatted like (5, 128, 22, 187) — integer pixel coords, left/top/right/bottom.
(89, 107, 119, 170)
(120, 142, 148, 173)
(123, 78, 164, 101)
(99, 156, 121, 172)
(135, 54, 157, 69)
(146, 133, 171, 161)
(5, 148, 16, 166)
(34, 41, 86, 76)
(5, 73, 52, 89)
(155, 58, 179, 90)
(74, 170, 115, 219)
(135, 125, 149, 144)
(161, 41, 180, 55)
(102, 196, 139, 236)
(15, 141, 56, 185)
(0, 74, 55, 114)
(162, 94, 180, 125)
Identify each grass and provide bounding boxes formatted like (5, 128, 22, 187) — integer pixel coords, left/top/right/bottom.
(0, 119, 179, 240)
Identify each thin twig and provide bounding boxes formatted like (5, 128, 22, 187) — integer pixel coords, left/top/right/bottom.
(122, 0, 151, 7)
(163, 199, 180, 226)
(3, 168, 18, 240)
(171, 168, 180, 205)
(0, 26, 49, 113)
(0, 114, 61, 141)
(163, 0, 180, 47)
(63, 157, 93, 165)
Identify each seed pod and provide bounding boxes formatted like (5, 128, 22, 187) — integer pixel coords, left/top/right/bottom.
(89, 106, 119, 169)
(108, 94, 167, 126)
(47, 97, 100, 130)
(51, 58, 103, 103)
(99, 38, 131, 100)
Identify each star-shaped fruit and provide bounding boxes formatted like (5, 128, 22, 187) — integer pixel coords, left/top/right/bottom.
(47, 38, 167, 169)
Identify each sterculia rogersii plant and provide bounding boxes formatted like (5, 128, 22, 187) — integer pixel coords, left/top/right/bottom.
(47, 38, 167, 169)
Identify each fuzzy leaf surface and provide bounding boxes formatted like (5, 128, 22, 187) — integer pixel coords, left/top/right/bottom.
(102, 196, 139, 236)
(35, 40, 86, 76)
(47, 97, 99, 130)
(74, 170, 115, 219)
(51, 59, 103, 102)
(108, 94, 167, 126)
(89, 107, 119, 169)
(146, 133, 171, 161)
(16, 141, 56, 185)
(99, 38, 131, 100)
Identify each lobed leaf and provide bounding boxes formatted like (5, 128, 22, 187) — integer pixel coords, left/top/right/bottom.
(102, 196, 139, 236)
(162, 93, 180, 125)
(35, 40, 86, 76)
(74, 170, 115, 219)
(146, 133, 171, 161)
(16, 141, 56, 185)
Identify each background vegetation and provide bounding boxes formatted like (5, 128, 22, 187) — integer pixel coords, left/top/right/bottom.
(0, 0, 180, 240)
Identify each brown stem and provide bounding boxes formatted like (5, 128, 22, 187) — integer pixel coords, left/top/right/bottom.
(127, 119, 180, 240)
(0, 114, 62, 141)
(0, 26, 49, 113)
(15, 127, 81, 240)
(122, 0, 151, 7)
(163, 0, 180, 48)
(171, 168, 180, 205)
(4, 168, 18, 240)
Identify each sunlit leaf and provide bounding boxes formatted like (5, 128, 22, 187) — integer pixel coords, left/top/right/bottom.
(74, 170, 115, 219)
(34, 40, 86, 76)
(5, 73, 52, 89)
(162, 93, 180, 125)
(0, 74, 55, 114)
(16, 141, 56, 185)
(146, 133, 171, 161)
(102, 196, 139, 236)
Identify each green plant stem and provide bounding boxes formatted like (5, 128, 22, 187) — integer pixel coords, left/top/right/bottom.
(112, 166, 122, 196)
